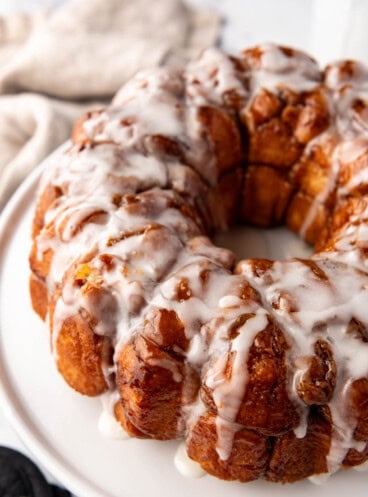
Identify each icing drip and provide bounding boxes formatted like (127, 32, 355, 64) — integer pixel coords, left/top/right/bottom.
(206, 311, 268, 460)
(174, 442, 206, 478)
(98, 411, 130, 440)
(308, 473, 331, 485)
(98, 392, 130, 439)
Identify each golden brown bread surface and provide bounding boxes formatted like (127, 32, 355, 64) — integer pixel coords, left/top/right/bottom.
(29, 44, 368, 484)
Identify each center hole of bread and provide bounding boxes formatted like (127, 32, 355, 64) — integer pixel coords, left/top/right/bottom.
(213, 225, 313, 261)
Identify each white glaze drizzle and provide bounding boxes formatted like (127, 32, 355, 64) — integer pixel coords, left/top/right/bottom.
(247, 43, 321, 96)
(98, 410, 130, 440)
(239, 256, 368, 471)
(31, 44, 368, 481)
(98, 391, 130, 439)
(174, 442, 206, 478)
(205, 311, 268, 460)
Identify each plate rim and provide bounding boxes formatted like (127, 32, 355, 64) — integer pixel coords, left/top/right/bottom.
(1, 146, 367, 497)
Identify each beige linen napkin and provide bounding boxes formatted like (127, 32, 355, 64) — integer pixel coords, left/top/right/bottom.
(0, 0, 221, 208)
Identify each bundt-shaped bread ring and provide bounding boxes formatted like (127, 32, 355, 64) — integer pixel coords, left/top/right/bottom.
(29, 43, 368, 484)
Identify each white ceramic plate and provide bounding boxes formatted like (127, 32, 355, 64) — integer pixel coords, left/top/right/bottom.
(0, 164, 367, 497)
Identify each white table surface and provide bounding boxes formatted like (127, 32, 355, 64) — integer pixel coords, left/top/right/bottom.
(0, 0, 366, 495)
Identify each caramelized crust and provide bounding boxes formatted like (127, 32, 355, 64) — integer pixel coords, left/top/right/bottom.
(286, 192, 328, 245)
(187, 413, 270, 482)
(32, 183, 63, 238)
(117, 333, 199, 439)
(241, 165, 293, 226)
(29, 273, 48, 321)
(266, 407, 331, 482)
(296, 339, 336, 405)
(201, 322, 299, 435)
(54, 313, 111, 396)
